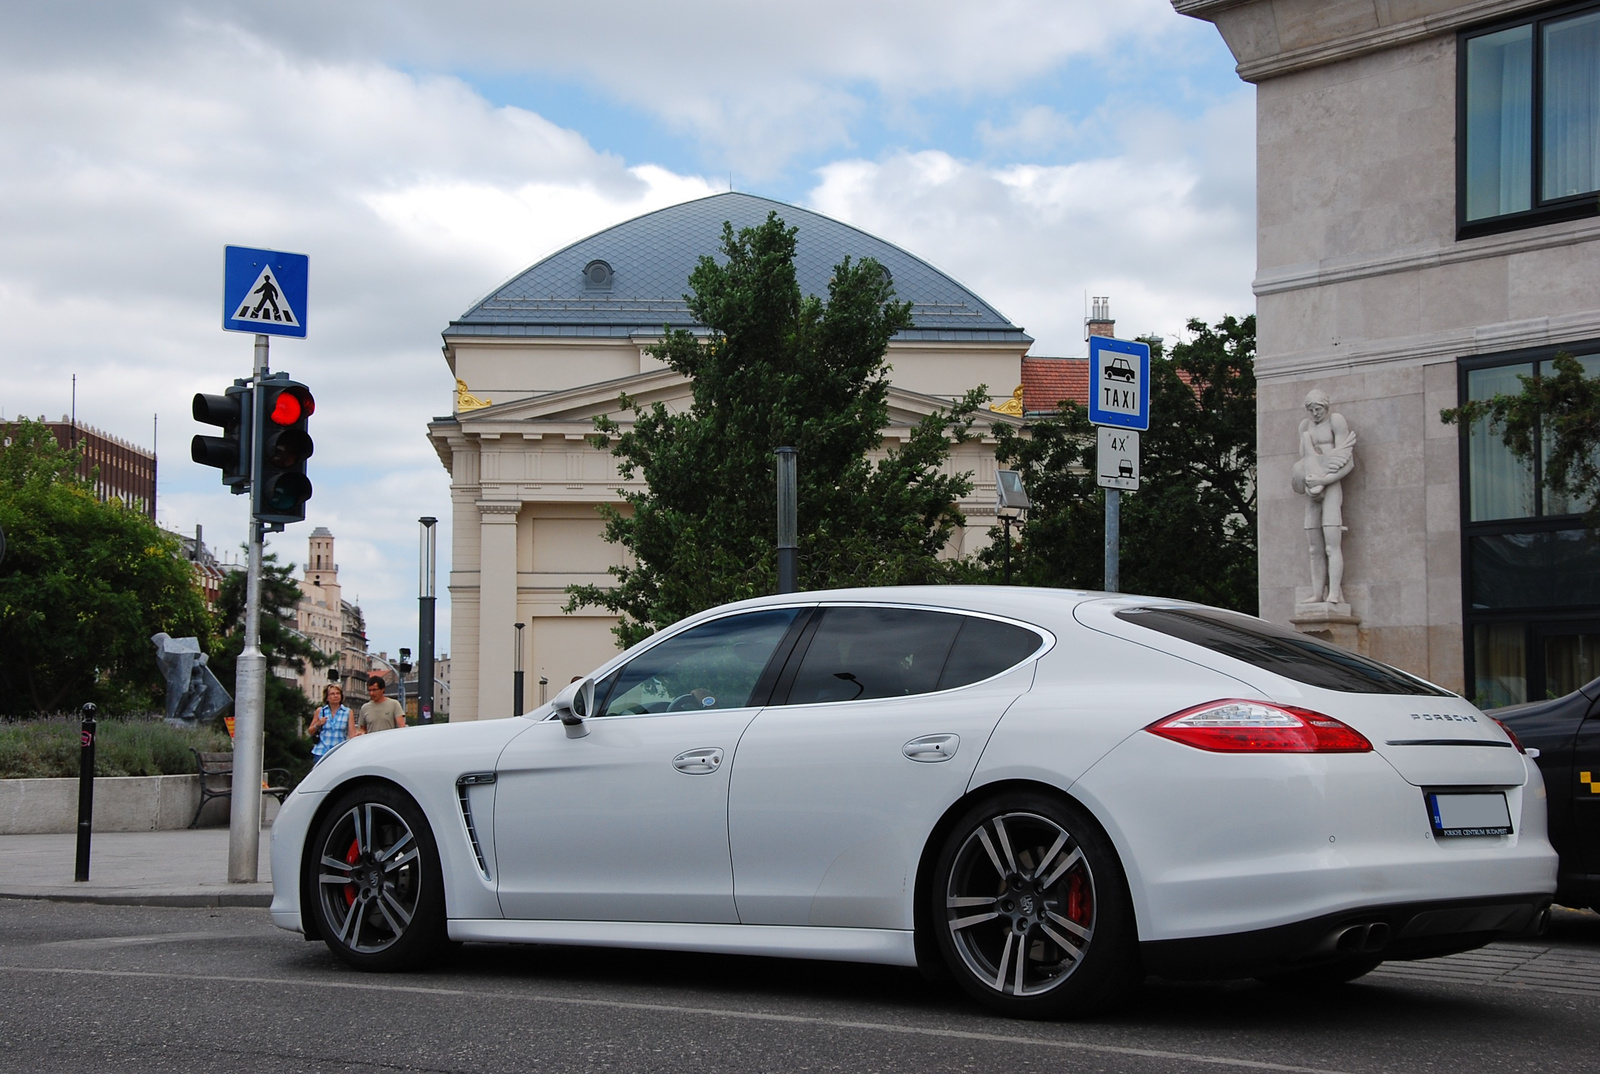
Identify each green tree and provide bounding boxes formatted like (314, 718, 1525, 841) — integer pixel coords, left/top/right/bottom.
(208, 550, 327, 781)
(985, 314, 1258, 612)
(567, 212, 985, 647)
(1441, 351, 1600, 522)
(0, 419, 211, 714)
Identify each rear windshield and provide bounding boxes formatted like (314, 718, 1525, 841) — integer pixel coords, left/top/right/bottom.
(1116, 607, 1453, 696)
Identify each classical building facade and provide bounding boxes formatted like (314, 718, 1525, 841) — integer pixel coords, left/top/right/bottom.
(293, 527, 371, 704)
(429, 192, 1032, 720)
(1178, 0, 1600, 703)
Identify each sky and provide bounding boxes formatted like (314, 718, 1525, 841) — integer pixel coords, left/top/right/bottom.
(0, 1, 1254, 663)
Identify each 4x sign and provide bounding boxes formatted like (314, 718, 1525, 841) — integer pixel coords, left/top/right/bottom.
(1088, 335, 1150, 431)
(223, 246, 308, 338)
(1097, 427, 1140, 491)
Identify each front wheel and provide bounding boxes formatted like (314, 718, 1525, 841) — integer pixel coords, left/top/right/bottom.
(932, 791, 1140, 1018)
(307, 784, 448, 971)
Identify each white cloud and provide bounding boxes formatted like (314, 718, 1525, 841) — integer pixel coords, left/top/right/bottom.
(807, 93, 1256, 357)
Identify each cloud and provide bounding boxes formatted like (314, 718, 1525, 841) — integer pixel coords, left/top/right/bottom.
(807, 92, 1256, 357)
(0, 20, 717, 659)
(3, 0, 1191, 175)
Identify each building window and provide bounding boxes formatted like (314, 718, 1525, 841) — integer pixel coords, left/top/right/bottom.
(1461, 3, 1600, 235)
(1459, 343, 1600, 705)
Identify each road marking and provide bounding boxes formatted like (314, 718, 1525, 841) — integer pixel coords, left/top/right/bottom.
(0, 965, 1352, 1074)
(29, 930, 262, 949)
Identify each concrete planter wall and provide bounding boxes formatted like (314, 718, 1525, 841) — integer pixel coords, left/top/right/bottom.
(0, 775, 281, 835)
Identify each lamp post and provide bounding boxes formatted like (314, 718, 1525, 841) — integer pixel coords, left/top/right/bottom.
(775, 447, 798, 594)
(513, 622, 525, 717)
(418, 516, 437, 723)
(996, 470, 1031, 585)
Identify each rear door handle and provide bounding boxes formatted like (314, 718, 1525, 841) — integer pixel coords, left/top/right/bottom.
(672, 747, 724, 775)
(903, 734, 959, 762)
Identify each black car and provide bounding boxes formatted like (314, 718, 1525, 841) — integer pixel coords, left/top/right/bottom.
(1494, 677, 1600, 910)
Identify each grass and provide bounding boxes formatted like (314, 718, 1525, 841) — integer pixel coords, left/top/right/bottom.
(0, 716, 232, 779)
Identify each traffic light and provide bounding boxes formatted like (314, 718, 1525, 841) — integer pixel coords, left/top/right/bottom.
(191, 382, 253, 492)
(255, 374, 315, 525)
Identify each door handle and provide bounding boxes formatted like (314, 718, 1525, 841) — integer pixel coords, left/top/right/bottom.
(672, 747, 724, 775)
(903, 734, 959, 762)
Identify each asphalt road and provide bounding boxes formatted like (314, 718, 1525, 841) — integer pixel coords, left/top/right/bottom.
(3, 900, 1600, 1073)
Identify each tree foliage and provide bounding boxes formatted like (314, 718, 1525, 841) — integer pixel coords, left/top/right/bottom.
(0, 419, 212, 714)
(984, 314, 1258, 612)
(567, 213, 984, 647)
(1440, 351, 1600, 523)
(208, 550, 328, 780)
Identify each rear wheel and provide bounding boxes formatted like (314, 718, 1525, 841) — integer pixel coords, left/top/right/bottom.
(932, 791, 1140, 1019)
(307, 784, 447, 971)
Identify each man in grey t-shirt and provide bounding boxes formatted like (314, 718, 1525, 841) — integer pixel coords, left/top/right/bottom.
(356, 674, 406, 734)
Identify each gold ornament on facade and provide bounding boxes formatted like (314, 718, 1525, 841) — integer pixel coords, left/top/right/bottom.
(455, 378, 493, 412)
(989, 385, 1024, 416)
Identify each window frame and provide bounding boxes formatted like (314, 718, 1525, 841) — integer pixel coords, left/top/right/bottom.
(1457, 340, 1600, 705)
(1457, 0, 1600, 239)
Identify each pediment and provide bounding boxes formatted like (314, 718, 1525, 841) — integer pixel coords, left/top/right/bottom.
(448, 368, 1025, 438)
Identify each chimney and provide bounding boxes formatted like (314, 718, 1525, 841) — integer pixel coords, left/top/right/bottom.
(1086, 296, 1114, 340)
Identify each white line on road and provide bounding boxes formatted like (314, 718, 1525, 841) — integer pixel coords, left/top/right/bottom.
(0, 964, 1353, 1074)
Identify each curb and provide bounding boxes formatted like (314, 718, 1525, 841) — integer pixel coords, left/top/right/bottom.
(0, 889, 272, 909)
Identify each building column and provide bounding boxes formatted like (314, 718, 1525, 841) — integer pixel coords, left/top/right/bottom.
(476, 502, 520, 719)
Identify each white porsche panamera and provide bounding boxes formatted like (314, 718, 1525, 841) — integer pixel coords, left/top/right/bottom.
(270, 587, 1557, 1018)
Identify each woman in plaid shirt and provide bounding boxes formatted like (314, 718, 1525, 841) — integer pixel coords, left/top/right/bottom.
(309, 684, 354, 764)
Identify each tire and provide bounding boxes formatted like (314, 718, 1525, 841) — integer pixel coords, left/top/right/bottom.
(1256, 955, 1383, 988)
(931, 791, 1140, 1019)
(306, 783, 448, 971)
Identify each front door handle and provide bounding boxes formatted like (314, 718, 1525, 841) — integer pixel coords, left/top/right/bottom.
(672, 747, 724, 775)
(903, 734, 959, 762)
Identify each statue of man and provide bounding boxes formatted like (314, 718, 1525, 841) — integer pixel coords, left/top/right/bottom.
(1292, 388, 1356, 605)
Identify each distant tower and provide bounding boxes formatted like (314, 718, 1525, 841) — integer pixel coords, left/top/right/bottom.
(1086, 296, 1115, 340)
(308, 526, 336, 588)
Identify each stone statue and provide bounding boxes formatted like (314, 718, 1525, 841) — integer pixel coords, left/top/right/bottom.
(1291, 388, 1356, 606)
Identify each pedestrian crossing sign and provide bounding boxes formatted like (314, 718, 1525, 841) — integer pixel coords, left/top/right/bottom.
(223, 246, 308, 337)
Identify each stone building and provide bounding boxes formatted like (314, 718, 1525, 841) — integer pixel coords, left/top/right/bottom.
(1177, 0, 1600, 703)
(294, 527, 371, 704)
(429, 192, 1032, 720)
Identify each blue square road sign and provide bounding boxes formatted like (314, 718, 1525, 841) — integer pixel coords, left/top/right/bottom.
(1088, 335, 1150, 431)
(223, 246, 308, 338)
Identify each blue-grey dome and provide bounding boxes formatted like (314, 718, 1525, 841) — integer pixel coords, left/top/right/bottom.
(446, 192, 1027, 344)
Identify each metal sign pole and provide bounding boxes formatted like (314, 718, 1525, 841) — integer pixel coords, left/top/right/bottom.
(1104, 488, 1121, 594)
(229, 333, 269, 883)
(418, 517, 437, 722)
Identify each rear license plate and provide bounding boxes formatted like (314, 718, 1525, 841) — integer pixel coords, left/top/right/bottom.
(1427, 792, 1512, 837)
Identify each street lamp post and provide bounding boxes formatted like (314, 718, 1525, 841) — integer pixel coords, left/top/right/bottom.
(418, 517, 437, 723)
(996, 470, 1031, 586)
(775, 447, 798, 594)
(513, 622, 525, 717)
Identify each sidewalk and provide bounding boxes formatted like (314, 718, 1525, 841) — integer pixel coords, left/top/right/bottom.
(0, 827, 273, 907)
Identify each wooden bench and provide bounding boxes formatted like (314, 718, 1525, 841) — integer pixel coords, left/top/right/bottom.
(189, 750, 291, 829)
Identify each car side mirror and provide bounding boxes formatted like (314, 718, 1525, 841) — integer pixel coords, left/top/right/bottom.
(551, 677, 595, 738)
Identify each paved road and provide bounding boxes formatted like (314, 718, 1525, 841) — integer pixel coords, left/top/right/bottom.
(4, 901, 1600, 1073)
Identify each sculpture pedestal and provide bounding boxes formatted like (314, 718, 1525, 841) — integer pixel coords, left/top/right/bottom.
(1291, 602, 1364, 654)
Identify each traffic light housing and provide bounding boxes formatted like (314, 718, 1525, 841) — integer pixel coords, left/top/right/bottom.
(191, 383, 253, 492)
(255, 374, 315, 525)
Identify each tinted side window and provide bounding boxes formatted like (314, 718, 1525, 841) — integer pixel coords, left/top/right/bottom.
(597, 609, 800, 716)
(1117, 607, 1453, 696)
(937, 617, 1044, 690)
(785, 607, 962, 704)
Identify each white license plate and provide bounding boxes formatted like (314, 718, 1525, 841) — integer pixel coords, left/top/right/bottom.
(1427, 792, 1512, 837)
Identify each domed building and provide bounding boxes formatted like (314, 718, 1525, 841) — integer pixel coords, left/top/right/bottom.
(428, 192, 1034, 721)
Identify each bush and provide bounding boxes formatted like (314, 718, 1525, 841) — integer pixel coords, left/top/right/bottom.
(0, 716, 232, 779)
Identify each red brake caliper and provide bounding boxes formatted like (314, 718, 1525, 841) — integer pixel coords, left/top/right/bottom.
(343, 838, 360, 907)
(1065, 871, 1092, 926)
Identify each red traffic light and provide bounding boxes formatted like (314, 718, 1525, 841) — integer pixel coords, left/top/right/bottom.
(268, 386, 315, 426)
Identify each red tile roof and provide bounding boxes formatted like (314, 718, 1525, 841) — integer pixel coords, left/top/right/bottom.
(1021, 357, 1090, 413)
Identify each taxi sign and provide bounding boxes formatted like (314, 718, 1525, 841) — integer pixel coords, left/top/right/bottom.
(1088, 335, 1150, 431)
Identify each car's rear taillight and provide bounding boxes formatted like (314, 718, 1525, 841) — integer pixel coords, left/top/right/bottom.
(1493, 718, 1527, 754)
(1146, 699, 1372, 753)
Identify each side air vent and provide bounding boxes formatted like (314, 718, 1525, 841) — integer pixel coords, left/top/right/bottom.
(456, 772, 496, 879)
